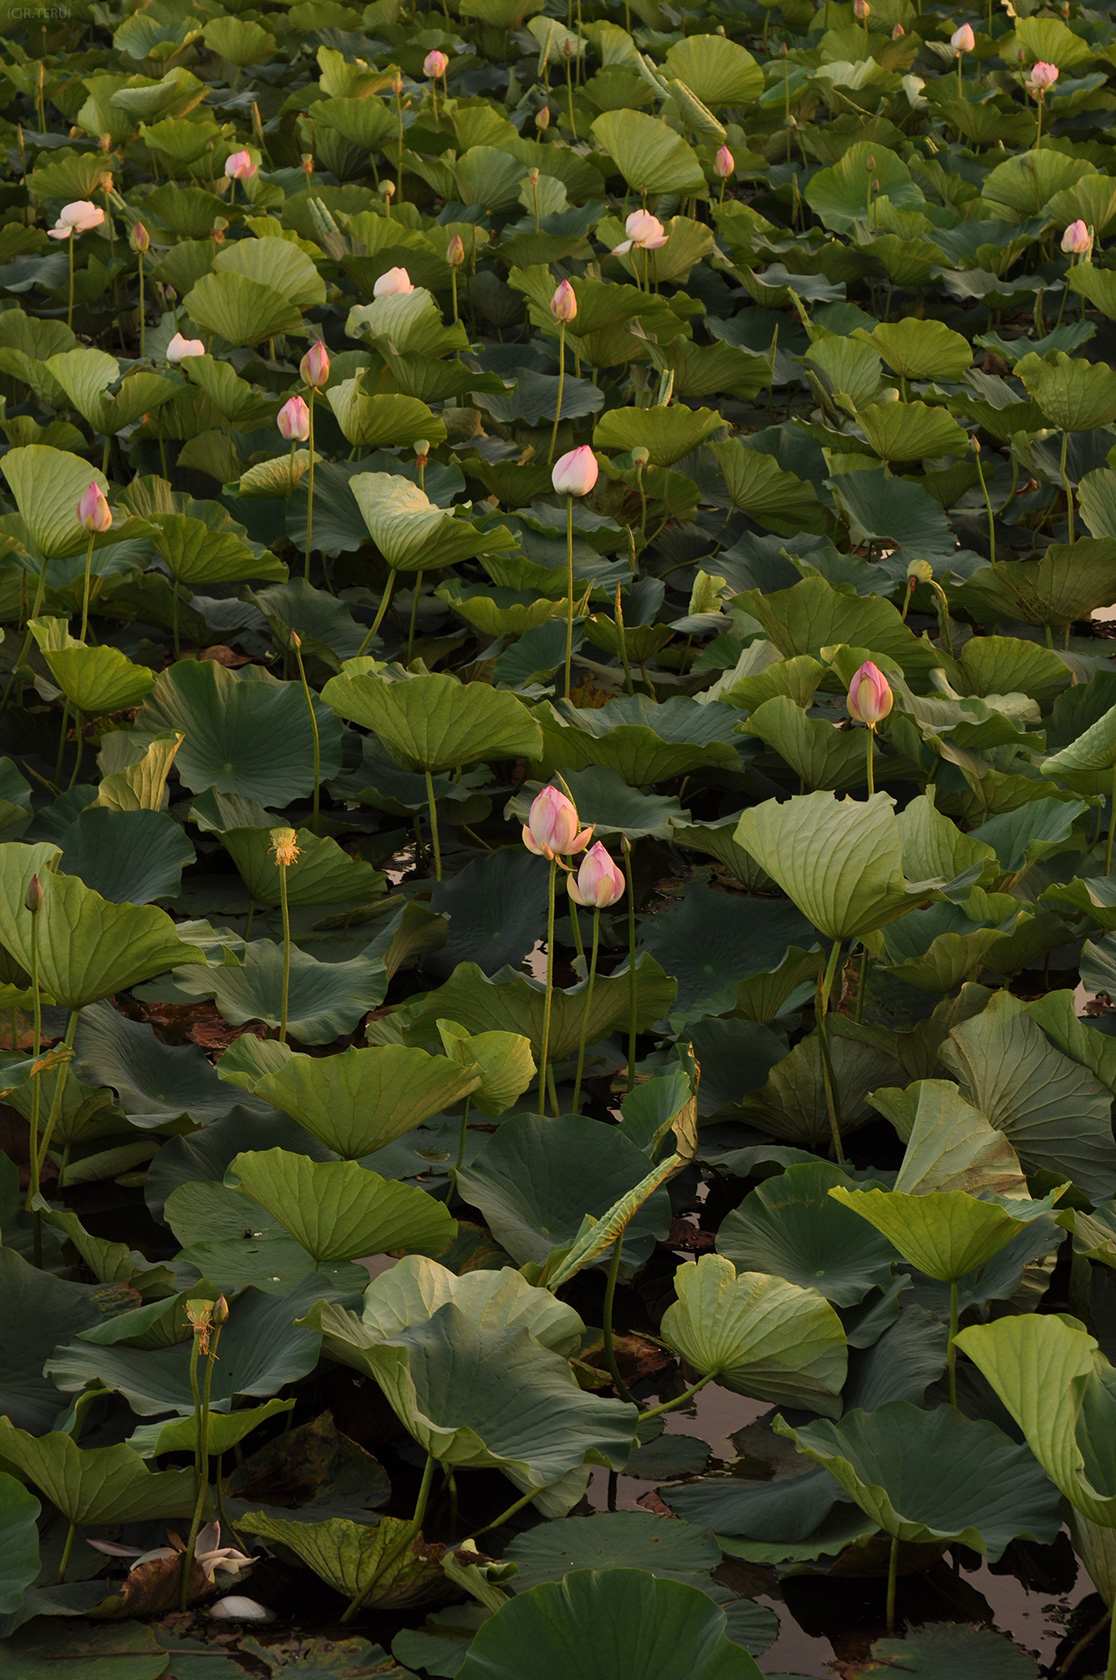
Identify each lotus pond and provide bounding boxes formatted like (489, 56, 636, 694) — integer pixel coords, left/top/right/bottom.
(9, 0, 1116, 1676)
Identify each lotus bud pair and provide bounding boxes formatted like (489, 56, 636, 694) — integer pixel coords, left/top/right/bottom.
(522, 786, 593, 861)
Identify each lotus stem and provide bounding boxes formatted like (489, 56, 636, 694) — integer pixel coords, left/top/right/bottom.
(565, 49, 576, 140)
(278, 857, 291, 1044)
(947, 1278, 959, 1408)
(601, 1232, 636, 1404)
(407, 570, 424, 664)
(537, 858, 558, 1113)
(886, 1534, 899, 1634)
(67, 710, 85, 791)
(57, 1522, 76, 1585)
(549, 320, 566, 467)
(454, 1095, 471, 1178)
(180, 1315, 224, 1611)
(1108, 760, 1116, 877)
(355, 569, 395, 658)
(1059, 427, 1075, 545)
(636, 457, 647, 541)
(572, 907, 600, 1112)
(563, 496, 575, 699)
(615, 583, 634, 696)
(641, 1370, 714, 1423)
(138, 250, 145, 360)
(54, 700, 70, 784)
(1106, 1605, 1116, 1680)
(815, 939, 846, 1165)
(26, 899, 42, 1264)
(290, 635, 320, 831)
(67, 235, 74, 331)
(34, 1009, 77, 1196)
(466, 1482, 540, 1545)
(972, 445, 996, 565)
(305, 389, 315, 578)
(865, 724, 875, 796)
(341, 1451, 435, 1622)
(623, 837, 636, 1093)
(424, 768, 443, 882)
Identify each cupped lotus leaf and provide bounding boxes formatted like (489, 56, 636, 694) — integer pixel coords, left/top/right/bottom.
(716, 1163, 898, 1307)
(1042, 700, 1116, 790)
(663, 35, 763, 107)
(214, 239, 325, 310)
(981, 149, 1096, 220)
(593, 406, 723, 468)
(829, 1185, 1058, 1285)
(740, 695, 868, 792)
(235, 1511, 442, 1606)
(0, 1473, 39, 1614)
(185, 270, 304, 348)
(73, 1000, 240, 1129)
(59, 807, 194, 905)
(960, 636, 1072, 708)
(734, 577, 953, 685)
(94, 731, 183, 815)
(133, 659, 343, 805)
(660, 1253, 847, 1414)
(591, 111, 706, 197)
(346, 289, 469, 360)
(894, 795, 997, 889)
(146, 514, 285, 586)
(306, 1255, 583, 1365)
(127, 1397, 293, 1461)
(0, 1423, 196, 1524)
(45, 349, 176, 435)
(220, 825, 385, 908)
(709, 440, 828, 536)
(858, 401, 969, 462)
(347, 474, 510, 574)
(950, 539, 1116, 631)
(247, 1044, 481, 1158)
(864, 319, 973, 381)
(225, 1149, 455, 1266)
(327, 385, 447, 454)
(1015, 350, 1116, 432)
(321, 669, 541, 772)
(0, 842, 202, 1009)
(735, 792, 920, 942)
(805, 143, 922, 234)
(0, 447, 109, 560)
(203, 15, 275, 64)
(173, 941, 387, 1045)
(347, 1303, 638, 1504)
(435, 1021, 535, 1118)
(774, 1401, 1063, 1561)
(874, 1080, 1029, 1200)
(28, 621, 155, 715)
(161, 1178, 364, 1296)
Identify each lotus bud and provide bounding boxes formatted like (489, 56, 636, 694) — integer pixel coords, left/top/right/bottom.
(166, 332, 205, 363)
(871, 178, 880, 194)
(535, 105, 550, 130)
(713, 144, 734, 180)
(270, 827, 300, 868)
(1062, 219, 1092, 255)
(211, 1598, 274, 1623)
(631, 446, 650, 467)
(373, 265, 413, 297)
(211, 1294, 230, 1327)
(522, 785, 593, 859)
(1027, 60, 1059, 93)
(414, 438, 430, 466)
(129, 221, 150, 255)
(290, 630, 302, 650)
(951, 22, 974, 52)
(866, 155, 876, 171)
(847, 660, 893, 729)
(300, 339, 330, 389)
(446, 234, 465, 267)
(423, 49, 448, 78)
(891, 22, 904, 35)
(552, 445, 598, 498)
(224, 149, 256, 180)
(550, 279, 577, 321)
(25, 874, 43, 914)
(392, 76, 404, 95)
(567, 841, 626, 908)
(78, 481, 111, 534)
(277, 395, 310, 442)
(853, 0, 869, 18)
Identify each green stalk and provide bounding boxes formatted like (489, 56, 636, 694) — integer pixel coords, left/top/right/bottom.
(79, 531, 96, 643)
(67, 235, 75, 331)
(355, 569, 396, 658)
(947, 1278, 959, 1408)
(1107, 1605, 1116, 1680)
(180, 1318, 224, 1611)
(278, 861, 291, 1044)
(465, 1483, 541, 1545)
(571, 907, 599, 1112)
(972, 444, 996, 565)
(33, 1010, 77, 1204)
(548, 320, 566, 466)
(138, 250, 146, 359)
(615, 582, 634, 696)
(1108, 760, 1116, 877)
(424, 767, 443, 882)
(886, 1534, 900, 1635)
(305, 390, 315, 578)
(25, 899, 42, 1256)
(407, 570, 424, 664)
(537, 858, 558, 1113)
(563, 495, 575, 699)
(601, 1233, 636, 1404)
(623, 838, 636, 1093)
(57, 1522, 76, 1585)
(865, 725, 875, 797)
(290, 636, 320, 832)
(454, 1095, 471, 1178)
(640, 1371, 714, 1423)
(815, 940, 845, 1165)
(1060, 427, 1075, 544)
(341, 1452, 435, 1623)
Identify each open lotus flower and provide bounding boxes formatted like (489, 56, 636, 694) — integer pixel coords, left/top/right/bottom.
(424, 49, 448, 77)
(87, 1523, 254, 1585)
(166, 333, 205, 363)
(224, 150, 257, 180)
(1026, 60, 1058, 93)
(951, 22, 974, 51)
(374, 266, 413, 297)
(568, 842, 625, 909)
(847, 660, 893, 728)
(611, 209, 668, 257)
(277, 395, 310, 441)
(522, 785, 593, 860)
(552, 445, 598, 497)
(48, 200, 104, 240)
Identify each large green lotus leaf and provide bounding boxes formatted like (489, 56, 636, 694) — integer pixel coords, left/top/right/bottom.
(504, 1511, 723, 1593)
(0, 843, 203, 1009)
(805, 142, 923, 233)
(44, 1281, 326, 1417)
(457, 1114, 671, 1271)
(1042, 700, 1116, 791)
(981, 148, 1096, 220)
(775, 1401, 1062, 1560)
(663, 35, 763, 106)
(225, 1148, 455, 1266)
(735, 792, 919, 942)
(322, 670, 541, 772)
(939, 989, 1116, 1199)
(740, 695, 868, 792)
(660, 1253, 847, 1414)
(214, 238, 325, 310)
(707, 440, 827, 535)
(833, 468, 956, 560)
(355, 1304, 638, 1502)
(804, 334, 885, 408)
(172, 940, 387, 1045)
(0, 1249, 101, 1432)
(0, 1424, 195, 1524)
(95, 731, 183, 816)
(185, 270, 304, 348)
(346, 473, 509, 573)
(28, 626, 155, 716)
(736, 1021, 899, 1146)
(1067, 262, 1116, 324)
(845, 1624, 1039, 1680)
(959, 636, 1072, 708)
(858, 401, 969, 462)
(74, 1000, 245, 1129)
(435, 1021, 535, 1119)
(662, 1458, 851, 1545)
(593, 406, 722, 467)
(894, 795, 996, 888)
(347, 288, 468, 360)
(863, 320, 972, 382)
(1078, 467, 1116, 540)
(636, 881, 814, 1019)
(58, 807, 194, 905)
(133, 659, 343, 805)
(950, 539, 1116, 630)
(733, 577, 954, 685)
(716, 1163, 897, 1308)
(220, 826, 385, 908)
(957, 1314, 1116, 1531)
(235, 1511, 441, 1606)
(457, 1569, 760, 1680)
(127, 1397, 294, 1462)
(0, 1473, 39, 1615)
(146, 513, 284, 586)
(1015, 350, 1116, 432)
(203, 15, 275, 63)
(0, 447, 108, 561)
(408, 958, 676, 1067)
(327, 385, 447, 454)
(309, 1254, 583, 1364)
(829, 1185, 1055, 1285)
(161, 1178, 365, 1295)
(591, 111, 705, 197)
(533, 713, 740, 784)
(874, 1080, 1029, 1199)
(248, 1044, 480, 1159)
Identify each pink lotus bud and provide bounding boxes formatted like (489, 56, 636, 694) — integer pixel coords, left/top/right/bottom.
(853, 0, 869, 18)
(48, 200, 105, 240)
(78, 481, 112, 534)
(567, 841, 625, 909)
(1062, 219, 1092, 255)
(446, 235, 465, 267)
(550, 279, 577, 322)
(891, 21, 904, 34)
(424, 49, 448, 77)
(552, 445, 598, 498)
(535, 105, 550, 130)
(713, 145, 734, 180)
(25, 874, 44, 914)
(300, 339, 330, 388)
(951, 22, 974, 52)
(373, 266, 413, 297)
(847, 660, 893, 728)
(129, 221, 150, 255)
(1027, 61, 1059, 93)
(166, 333, 205, 363)
(224, 150, 256, 181)
(522, 785, 593, 859)
(611, 209, 669, 257)
(277, 395, 310, 442)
